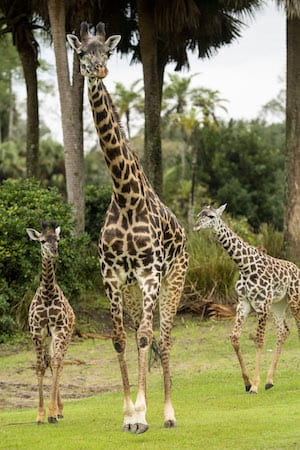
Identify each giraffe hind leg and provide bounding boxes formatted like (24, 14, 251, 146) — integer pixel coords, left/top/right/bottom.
(109, 287, 137, 432)
(266, 300, 289, 390)
(159, 250, 188, 428)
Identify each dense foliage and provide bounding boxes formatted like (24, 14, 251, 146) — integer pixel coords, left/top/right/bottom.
(163, 120, 285, 231)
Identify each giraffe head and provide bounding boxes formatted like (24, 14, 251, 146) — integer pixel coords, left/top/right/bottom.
(67, 22, 121, 79)
(194, 204, 227, 231)
(26, 221, 61, 258)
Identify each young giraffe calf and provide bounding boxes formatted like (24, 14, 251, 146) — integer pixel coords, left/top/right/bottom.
(27, 222, 75, 424)
(194, 204, 300, 394)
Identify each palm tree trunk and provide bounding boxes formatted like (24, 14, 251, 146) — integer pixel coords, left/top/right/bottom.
(15, 24, 39, 178)
(284, 16, 300, 259)
(136, 0, 164, 197)
(48, 0, 85, 234)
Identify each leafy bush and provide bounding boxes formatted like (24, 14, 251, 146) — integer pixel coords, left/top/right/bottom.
(187, 231, 237, 303)
(0, 291, 15, 342)
(0, 178, 100, 334)
(85, 184, 112, 242)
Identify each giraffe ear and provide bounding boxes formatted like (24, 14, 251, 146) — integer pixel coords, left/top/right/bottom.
(55, 226, 61, 238)
(216, 204, 227, 217)
(26, 228, 41, 241)
(67, 34, 82, 53)
(105, 35, 121, 51)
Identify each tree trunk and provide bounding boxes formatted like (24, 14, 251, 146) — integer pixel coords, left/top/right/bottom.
(48, 0, 85, 233)
(8, 72, 14, 141)
(15, 24, 39, 178)
(284, 17, 300, 260)
(136, 0, 164, 198)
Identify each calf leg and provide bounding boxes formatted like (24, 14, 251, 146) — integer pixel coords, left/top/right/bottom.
(230, 300, 252, 392)
(266, 300, 289, 389)
(32, 336, 47, 424)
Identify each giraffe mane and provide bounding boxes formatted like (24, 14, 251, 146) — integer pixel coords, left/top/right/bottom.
(105, 87, 130, 143)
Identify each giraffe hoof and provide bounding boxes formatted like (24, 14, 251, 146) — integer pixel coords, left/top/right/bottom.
(164, 419, 176, 428)
(57, 414, 64, 419)
(131, 423, 149, 434)
(265, 383, 274, 390)
(48, 417, 58, 424)
(122, 424, 131, 432)
(36, 421, 44, 425)
(245, 385, 251, 392)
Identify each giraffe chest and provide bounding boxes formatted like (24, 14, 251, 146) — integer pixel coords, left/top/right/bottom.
(98, 204, 185, 283)
(29, 288, 70, 330)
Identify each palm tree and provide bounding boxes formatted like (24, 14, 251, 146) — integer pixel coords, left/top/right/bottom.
(47, 0, 86, 234)
(113, 79, 143, 139)
(276, 0, 300, 259)
(162, 73, 198, 179)
(191, 88, 228, 127)
(136, 0, 261, 197)
(0, 0, 40, 178)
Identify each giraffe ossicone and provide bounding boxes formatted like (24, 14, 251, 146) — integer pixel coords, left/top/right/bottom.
(194, 203, 300, 394)
(67, 22, 188, 433)
(27, 222, 75, 424)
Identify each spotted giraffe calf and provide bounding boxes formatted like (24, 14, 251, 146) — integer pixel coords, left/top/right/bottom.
(27, 222, 75, 424)
(194, 204, 300, 394)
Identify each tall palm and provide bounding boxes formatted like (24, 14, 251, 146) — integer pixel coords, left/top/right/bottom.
(113, 79, 143, 139)
(0, 0, 40, 178)
(191, 87, 228, 127)
(163, 73, 197, 115)
(136, 0, 261, 197)
(276, 0, 300, 259)
(162, 73, 197, 179)
(47, 0, 86, 234)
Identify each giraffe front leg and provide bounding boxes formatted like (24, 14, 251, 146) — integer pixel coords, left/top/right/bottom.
(48, 361, 61, 423)
(57, 386, 64, 419)
(32, 337, 47, 424)
(132, 345, 149, 434)
(230, 300, 252, 392)
(36, 370, 46, 424)
(131, 284, 159, 434)
(48, 332, 67, 423)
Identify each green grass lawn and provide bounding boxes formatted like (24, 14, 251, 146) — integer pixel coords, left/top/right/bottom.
(1, 316, 300, 449)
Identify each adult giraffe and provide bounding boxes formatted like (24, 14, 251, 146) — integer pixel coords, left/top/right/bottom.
(67, 22, 188, 434)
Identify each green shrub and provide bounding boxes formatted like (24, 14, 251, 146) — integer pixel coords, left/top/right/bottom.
(187, 231, 237, 303)
(0, 291, 15, 342)
(85, 184, 112, 242)
(0, 178, 100, 334)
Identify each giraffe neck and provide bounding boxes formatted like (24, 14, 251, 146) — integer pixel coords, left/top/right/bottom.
(214, 220, 258, 270)
(88, 78, 150, 205)
(41, 255, 56, 293)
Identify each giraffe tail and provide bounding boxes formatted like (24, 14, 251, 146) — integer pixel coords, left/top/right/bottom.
(206, 302, 236, 321)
